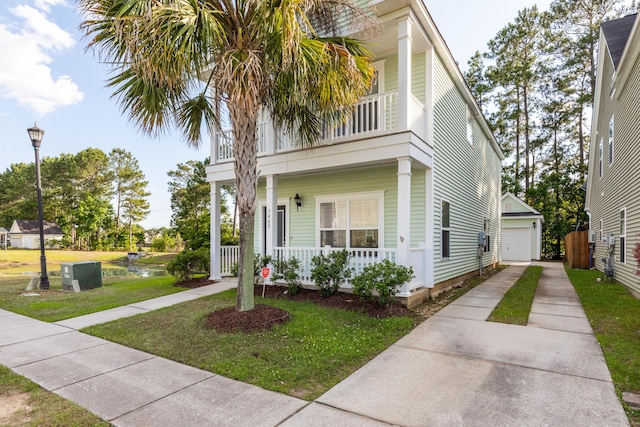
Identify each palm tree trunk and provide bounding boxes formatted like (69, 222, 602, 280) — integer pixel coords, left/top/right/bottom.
(229, 103, 259, 312)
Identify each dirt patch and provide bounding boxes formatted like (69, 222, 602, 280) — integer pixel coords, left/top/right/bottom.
(0, 392, 31, 424)
(206, 304, 290, 333)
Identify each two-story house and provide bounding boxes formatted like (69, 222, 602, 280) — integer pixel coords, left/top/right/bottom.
(207, 0, 504, 305)
(586, 12, 640, 297)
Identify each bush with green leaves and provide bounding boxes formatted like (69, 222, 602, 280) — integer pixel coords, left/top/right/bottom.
(166, 247, 210, 281)
(310, 250, 353, 297)
(351, 259, 414, 306)
(272, 257, 302, 295)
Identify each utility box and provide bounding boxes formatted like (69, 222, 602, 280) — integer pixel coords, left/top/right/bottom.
(61, 261, 102, 291)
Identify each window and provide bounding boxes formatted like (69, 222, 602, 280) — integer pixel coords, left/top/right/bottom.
(599, 219, 604, 243)
(609, 117, 615, 165)
(441, 199, 451, 258)
(598, 139, 603, 178)
(466, 106, 474, 144)
(318, 194, 381, 249)
(619, 209, 626, 263)
(483, 218, 491, 253)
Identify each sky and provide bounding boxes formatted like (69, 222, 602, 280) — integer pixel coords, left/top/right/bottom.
(0, 0, 553, 229)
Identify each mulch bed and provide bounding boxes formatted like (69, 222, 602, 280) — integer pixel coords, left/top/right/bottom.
(206, 304, 290, 333)
(174, 276, 216, 288)
(206, 284, 414, 333)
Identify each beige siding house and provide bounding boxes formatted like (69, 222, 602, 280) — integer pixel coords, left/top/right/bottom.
(501, 193, 544, 261)
(8, 220, 64, 249)
(207, 0, 504, 304)
(586, 12, 640, 297)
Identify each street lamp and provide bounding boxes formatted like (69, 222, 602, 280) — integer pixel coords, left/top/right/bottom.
(27, 123, 50, 290)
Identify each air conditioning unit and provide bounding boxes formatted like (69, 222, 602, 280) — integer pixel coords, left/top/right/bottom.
(588, 230, 596, 243)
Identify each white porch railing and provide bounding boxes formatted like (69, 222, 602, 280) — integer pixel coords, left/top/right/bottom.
(213, 90, 422, 162)
(220, 245, 240, 277)
(273, 246, 397, 285)
(219, 244, 428, 294)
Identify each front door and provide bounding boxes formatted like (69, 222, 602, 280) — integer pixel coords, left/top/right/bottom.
(262, 205, 286, 253)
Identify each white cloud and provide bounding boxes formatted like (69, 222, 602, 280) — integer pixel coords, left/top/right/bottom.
(34, 0, 67, 13)
(0, 3, 84, 115)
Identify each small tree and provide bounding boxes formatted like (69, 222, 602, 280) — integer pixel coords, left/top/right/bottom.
(310, 250, 353, 297)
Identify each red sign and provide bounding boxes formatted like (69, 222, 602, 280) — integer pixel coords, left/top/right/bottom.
(261, 267, 270, 278)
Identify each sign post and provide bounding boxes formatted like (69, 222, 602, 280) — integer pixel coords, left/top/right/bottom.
(261, 267, 271, 298)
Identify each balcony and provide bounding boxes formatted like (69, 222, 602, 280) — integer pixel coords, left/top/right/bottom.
(213, 91, 427, 163)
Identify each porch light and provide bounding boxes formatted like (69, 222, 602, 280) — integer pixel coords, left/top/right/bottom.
(294, 194, 302, 211)
(533, 221, 536, 229)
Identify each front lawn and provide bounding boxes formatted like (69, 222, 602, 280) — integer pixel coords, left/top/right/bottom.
(0, 365, 110, 426)
(0, 275, 184, 322)
(566, 267, 640, 426)
(83, 289, 420, 401)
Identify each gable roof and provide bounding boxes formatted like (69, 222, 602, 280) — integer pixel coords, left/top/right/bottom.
(602, 13, 637, 69)
(501, 193, 544, 222)
(0, 227, 8, 234)
(10, 220, 63, 235)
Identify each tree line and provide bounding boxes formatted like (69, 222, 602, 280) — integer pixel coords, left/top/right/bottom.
(0, 149, 236, 252)
(464, 0, 637, 258)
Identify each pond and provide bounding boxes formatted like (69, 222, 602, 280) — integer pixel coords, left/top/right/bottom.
(28, 263, 168, 278)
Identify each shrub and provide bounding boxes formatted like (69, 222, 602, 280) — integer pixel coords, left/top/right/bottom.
(351, 259, 414, 306)
(310, 250, 353, 297)
(634, 241, 640, 276)
(272, 257, 302, 295)
(166, 247, 210, 281)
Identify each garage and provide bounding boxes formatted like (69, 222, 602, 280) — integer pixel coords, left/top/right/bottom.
(502, 227, 531, 261)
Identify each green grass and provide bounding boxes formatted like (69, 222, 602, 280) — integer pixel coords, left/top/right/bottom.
(488, 265, 542, 325)
(0, 364, 110, 426)
(565, 267, 640, 426)
(0, 249, 129, 267)
(135, 253, 176, 264)
(0, 274, 184, 322)
(83, 289, 420, 401)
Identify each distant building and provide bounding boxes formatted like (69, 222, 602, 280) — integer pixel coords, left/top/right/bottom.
(0, 227, 8, 250)
(9, 220, 64, 249)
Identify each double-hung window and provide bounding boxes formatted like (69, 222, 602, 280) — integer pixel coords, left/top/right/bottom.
(619, 208, 626, 263)
(483, 218, 491, 253)
(441, 199, 451, 258)
(609, 117, 615, 165)
(318, 193, 382, 249)
(598, 139, 603, 178)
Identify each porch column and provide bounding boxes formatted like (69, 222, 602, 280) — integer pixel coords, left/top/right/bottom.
(397, 157, 412, 267)
(209, 181, 222, 280)
(397, 16, 413, 132)
(265, 175, 278, 257)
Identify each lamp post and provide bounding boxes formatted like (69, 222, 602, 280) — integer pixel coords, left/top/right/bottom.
(27, 123, 50, 290)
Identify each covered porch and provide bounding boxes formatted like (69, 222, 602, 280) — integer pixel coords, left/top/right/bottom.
(209, 158, 434, 298)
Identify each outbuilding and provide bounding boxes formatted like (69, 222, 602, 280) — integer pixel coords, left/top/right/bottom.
(8, 220, 64, 249)
(501, 193, 544, 261)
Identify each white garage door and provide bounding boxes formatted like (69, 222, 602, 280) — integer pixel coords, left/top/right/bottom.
(502, 227, 531, 261)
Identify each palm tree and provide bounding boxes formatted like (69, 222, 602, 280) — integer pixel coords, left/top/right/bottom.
(78, 0, 375, 311)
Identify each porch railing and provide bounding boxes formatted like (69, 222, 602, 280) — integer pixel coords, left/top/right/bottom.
(215, 91, 413, 162)
(220, 245, 240, 277)
(219, 244, 430, 295)
(272, 246, 397, 285)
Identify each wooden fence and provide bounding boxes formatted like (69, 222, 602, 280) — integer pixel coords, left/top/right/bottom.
(564, 231, 590, 269)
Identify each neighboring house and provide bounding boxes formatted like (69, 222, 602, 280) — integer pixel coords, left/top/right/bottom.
(206, 0, 505, 304)
(501, 193, 544, 261)
(586, 12, 640, 297)
(8, 220, 64, 249)
(0, 227, 8, 250)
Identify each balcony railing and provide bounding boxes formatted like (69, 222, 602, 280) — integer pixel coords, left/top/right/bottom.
(214, 91, 427, 162)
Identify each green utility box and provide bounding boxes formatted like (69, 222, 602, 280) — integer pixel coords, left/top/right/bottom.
(61, 261, 102, 291)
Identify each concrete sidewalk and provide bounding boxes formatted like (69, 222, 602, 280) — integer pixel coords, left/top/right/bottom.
(0, 263, 630, 426)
